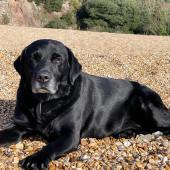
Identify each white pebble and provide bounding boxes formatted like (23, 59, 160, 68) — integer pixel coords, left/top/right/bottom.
(123, 141, 131, 147)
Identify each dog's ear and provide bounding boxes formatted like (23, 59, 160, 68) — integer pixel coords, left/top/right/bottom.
(67, 48, 82, 85)
(14, 48, 26, 75)
(14, 55, 22, 75)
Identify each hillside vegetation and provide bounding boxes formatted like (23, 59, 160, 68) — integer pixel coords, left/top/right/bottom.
(1, 0, 170, 35)
(43, 0, 170, 35)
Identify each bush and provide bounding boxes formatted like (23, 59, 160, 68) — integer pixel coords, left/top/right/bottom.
(77, 0, 140, 33)
(70, 0, 82, 11)
(134, 0, 170, 35)
(45, 19, 68, 29)
(29, 0, 63, 12)
(45, 12, 77, 29)
(1, 14, 10, 25)
(77, 0, 170, 35)
(44, 0, 63, 12)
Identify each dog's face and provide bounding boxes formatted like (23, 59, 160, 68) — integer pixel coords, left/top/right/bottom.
(14, 39, 82, 99)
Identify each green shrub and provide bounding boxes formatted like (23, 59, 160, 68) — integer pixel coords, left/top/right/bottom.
(70, 0, 82, 11)
(29, 0, 63, 12)
(77, 0, 170, 35)
(45, 12, 77, 29)
(1, 14, 10, 25)
(44, 0, 63, 12)
(45, 19, 68, 29)
(31, 0, 170, 35)
(77, 0, 140, 33)
(134, 0, 170, 35)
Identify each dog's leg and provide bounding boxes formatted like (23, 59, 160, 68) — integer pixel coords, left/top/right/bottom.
(141, 87, 170, 134)
(19, 130, 80, 170)
(150, 103, 170, 134)
(148, 91, 170, 133)
(0, 126, 27, 146)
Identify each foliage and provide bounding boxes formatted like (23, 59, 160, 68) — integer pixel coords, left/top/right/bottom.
(45, 12, 77, 29)
(44, 0, 63, 12)
(29, 0, 63, 12)
(77, 0, 140, 33)
(77, 0, 170, 35)
(134, 0, 170, 35)
(29, 0, 170, 35)
(1, 14, 10, 25)
(45, 19, 67, 29)
(70, 0, 82, 11)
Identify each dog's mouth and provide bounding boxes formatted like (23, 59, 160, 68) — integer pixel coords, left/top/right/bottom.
(31, 78, 58, 95)
(32, 87, 50, 94)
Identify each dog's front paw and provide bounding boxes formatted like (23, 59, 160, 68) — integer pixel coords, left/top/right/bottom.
(19, 152, 49, 170)
(0, 128, 20, 147)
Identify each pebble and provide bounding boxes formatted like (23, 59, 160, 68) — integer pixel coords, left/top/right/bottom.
(117, 145, 125, 151)
(163, 140, 169, 147)
(149, 159, 156, 165)
(81, 139, 88, 146)
(138, 134, 154, 143)
(146, 163, 153, 169)
(115, 165, 122, 170)
(162, 157, 168, 164)
(115, 142, 123, 146)
(117, 157, 124, 162)
(80, 154, 90, 161)
(0, 31, 170, 169)
(12, 157, 19, 164)
(123, 140, 131, 147)
(48, 164, 56, 170)
(13, 142, 24, 150)
(153, 131, 163, 137)
(76, 162, 83, 168)
(165, 165, 170, 170)
(136, 162, 144, 168)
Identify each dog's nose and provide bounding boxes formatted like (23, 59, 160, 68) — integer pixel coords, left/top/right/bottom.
(35, 72, 50, 83)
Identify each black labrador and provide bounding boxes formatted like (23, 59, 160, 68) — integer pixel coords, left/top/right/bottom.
(0, 39, 169, 169)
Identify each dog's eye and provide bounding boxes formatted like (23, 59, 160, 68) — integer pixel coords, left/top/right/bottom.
(51, 53, 61, 63)
(32, 53, 41, 62)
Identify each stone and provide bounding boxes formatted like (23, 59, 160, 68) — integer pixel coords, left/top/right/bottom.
(115, 165, 122, 170)
(138, 134, 154, 143)
(80, 154, 90, 161)
(162, 157, 168, 164)
(136, 162, 144, 168)
(123, 141, 131, 147)
(117, 145, 125, 151)
(153, 131, 163, 137)
(115, 142, 123, 146)
(149, 159, 156, 165)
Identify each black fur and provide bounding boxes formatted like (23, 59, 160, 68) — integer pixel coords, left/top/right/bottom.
(0, 39, 169, 170)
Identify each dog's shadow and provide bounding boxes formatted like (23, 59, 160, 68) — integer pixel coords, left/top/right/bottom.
(0, 99, 16, 130)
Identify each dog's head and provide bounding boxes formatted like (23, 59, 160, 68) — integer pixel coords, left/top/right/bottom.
(14, 39, 82, 99)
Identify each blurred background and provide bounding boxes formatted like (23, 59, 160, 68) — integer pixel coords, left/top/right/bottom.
(0, 0, 170, 35)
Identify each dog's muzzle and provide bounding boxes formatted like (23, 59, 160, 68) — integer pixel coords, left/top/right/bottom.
(31, 71, 57, 94)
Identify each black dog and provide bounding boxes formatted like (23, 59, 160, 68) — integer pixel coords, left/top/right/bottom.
(0, 39, 169, 169)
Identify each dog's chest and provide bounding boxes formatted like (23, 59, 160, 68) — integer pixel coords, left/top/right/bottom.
(34, 102, 51, 125)
(33, 102, 64, 139)
(33, 102, 61, 130)
(35, 102, 43, 123)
